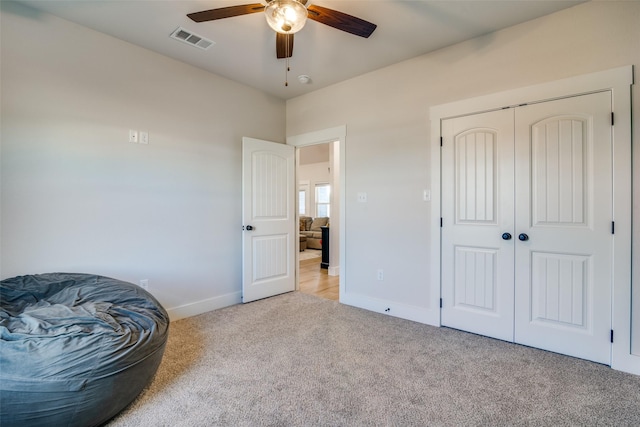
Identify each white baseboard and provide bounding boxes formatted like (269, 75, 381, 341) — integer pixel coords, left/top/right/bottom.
(340, 292, 439, 326)
(328, 265, 339, 276)
(166, 291, 241, 322)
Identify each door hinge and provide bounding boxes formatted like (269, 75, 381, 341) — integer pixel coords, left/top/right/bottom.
(440, 298, 443, 308)
(440, 217, 443, 227)
(611, 112, 614, 126)
(611, 221, 615, 234)
(610, 329, 614, 343)
(440, 136, 443, 147)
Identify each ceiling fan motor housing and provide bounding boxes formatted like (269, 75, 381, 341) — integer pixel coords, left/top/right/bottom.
(265, 0, 308, 34)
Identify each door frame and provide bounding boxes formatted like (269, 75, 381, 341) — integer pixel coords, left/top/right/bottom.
(430, 66, 636, 374)
(288, 125, 346, 299)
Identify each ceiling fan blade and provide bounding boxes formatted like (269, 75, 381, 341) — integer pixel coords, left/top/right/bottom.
(307, 5, 377, 38)
(276, 33, 294, 59)
(187, 3, 265, 23)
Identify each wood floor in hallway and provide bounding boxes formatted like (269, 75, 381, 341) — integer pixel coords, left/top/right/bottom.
(298, 254, 339, 301)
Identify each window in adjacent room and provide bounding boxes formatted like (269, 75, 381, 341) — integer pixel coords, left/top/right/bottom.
(315, 183, 330, 218)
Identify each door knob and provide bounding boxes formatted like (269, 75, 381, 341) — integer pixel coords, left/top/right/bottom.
(501, 233, 512, 240)
(245, 225, 254, 231)
(518, 233, 529, 241)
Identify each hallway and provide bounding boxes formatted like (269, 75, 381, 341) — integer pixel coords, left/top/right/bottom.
(299, 253, 338, 301)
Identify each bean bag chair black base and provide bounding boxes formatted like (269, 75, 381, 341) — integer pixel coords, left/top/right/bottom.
(0, 273, 169, 427)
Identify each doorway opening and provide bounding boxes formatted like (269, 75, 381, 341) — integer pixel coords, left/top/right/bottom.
(297, 142, 339, 301)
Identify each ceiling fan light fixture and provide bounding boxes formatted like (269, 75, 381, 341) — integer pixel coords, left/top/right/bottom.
(265, 0, 308, 34)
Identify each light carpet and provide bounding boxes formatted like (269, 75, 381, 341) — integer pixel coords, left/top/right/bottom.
(109, 292, 640, 426)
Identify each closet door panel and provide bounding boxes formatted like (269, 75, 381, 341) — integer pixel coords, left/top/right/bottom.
(441, 109, 515, 341)
(514, 92, 612, 364)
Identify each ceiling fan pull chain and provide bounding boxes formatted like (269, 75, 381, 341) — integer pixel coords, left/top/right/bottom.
(285, 57, 290, 87)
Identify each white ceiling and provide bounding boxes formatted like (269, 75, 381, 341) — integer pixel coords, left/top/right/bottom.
(16, 0, 584, 100)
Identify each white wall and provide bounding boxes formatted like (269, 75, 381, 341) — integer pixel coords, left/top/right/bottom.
(0, 3, 285, 319)
(286, 2, 640, 352)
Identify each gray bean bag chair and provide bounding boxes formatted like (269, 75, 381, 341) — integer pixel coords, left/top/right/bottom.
(0, 273, 169, 426)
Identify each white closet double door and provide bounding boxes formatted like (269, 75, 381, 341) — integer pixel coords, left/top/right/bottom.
(441, 92, 613, 364)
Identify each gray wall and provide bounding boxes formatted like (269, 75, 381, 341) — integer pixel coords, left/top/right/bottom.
(0, 2, 285, 318)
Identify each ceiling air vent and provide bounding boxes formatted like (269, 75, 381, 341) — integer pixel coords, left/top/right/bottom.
(170, 27, 214, 50)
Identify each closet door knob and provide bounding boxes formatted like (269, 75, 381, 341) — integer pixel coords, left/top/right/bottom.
(518, 233, 529, 241)
(501, 233, 512, 240)
(245, 225, 254, 231)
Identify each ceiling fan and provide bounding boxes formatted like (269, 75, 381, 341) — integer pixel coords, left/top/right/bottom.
(187, 1, 377, 59)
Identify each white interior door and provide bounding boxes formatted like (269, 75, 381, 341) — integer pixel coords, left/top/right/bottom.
(242, 137, 295, 303)
(441, 109, 515, 341)
(441, 92, 613, 364)
(514, 92, 612, 364)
